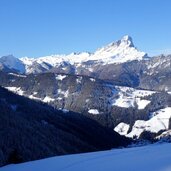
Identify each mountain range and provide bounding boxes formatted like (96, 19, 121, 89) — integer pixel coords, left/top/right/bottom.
(0, 35, 147, 73)
(1, 36, 171, 91)
(1, 35, 171, 166)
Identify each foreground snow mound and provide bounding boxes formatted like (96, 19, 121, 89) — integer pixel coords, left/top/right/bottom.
(1, 143, 171, 171)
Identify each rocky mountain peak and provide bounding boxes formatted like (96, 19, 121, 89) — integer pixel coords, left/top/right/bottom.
(0, 55, 25, 73)
(115, 35, 134, 48)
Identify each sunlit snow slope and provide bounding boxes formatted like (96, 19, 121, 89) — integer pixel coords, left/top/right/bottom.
(1, 143, 171, 171)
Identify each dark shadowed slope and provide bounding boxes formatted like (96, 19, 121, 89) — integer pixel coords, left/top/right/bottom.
(0, 87, 130, 167)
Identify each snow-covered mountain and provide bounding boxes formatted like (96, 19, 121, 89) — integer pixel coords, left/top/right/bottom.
(91, 35, 148, 64)
(0, 55, 25, 73)
(1, 36, 171, 92)
(19, 35, 147, 74)
(3, 36, 171, 91)
(1, 35, 171, 142)
(1, 35, 171, 169)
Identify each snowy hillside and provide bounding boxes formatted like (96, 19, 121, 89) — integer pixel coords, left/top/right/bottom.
(1, 72, 171, 140)
(115, 107, 171, 138)
(112, 86, 155, 109)
(1, 143, 171, 171)
(2, 72, 157, 114)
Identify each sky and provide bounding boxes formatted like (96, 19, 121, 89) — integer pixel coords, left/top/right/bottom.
(0, 0, 171, 58)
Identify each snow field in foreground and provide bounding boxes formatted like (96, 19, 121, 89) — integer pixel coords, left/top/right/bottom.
(1, 143, 171, 171)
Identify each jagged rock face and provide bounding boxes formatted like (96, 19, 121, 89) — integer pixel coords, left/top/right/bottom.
(78, 61, 145, 87)
(138, 55, 171, 91)
(78, 55, 171, 91)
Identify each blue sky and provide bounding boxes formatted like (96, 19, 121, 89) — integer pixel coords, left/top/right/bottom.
(0, 0, 171, 57)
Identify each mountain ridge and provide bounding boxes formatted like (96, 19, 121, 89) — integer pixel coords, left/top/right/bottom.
(0, 36, 171, 142)
(0, 35, 148, 74)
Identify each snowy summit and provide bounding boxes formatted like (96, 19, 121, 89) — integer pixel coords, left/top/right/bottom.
(17, 35, 148, 73)
(0, 35, 148, 74)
